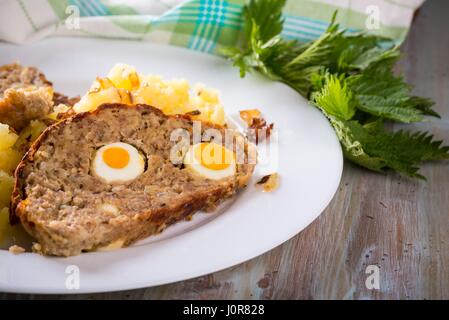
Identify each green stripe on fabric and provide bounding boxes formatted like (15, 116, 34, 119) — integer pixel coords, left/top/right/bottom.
(192, 1, 211, 51)
(43, 0, 416, 56)
(104, 0, 149, 35)
(101, 1, 138, 15)
(87, 0, 110, 15)
(171, 22, 196, 48)
(203, 1, 228, 53)
(225, 0, 244, 5)
(283, 0, 410, 43)
(16, 0, 37, 31)
(197, 0, 221, 52)
(186, 1, 202, 49)
(109, 16, 152, 34)
(76, 0, 96, 15)
(70, 0, 90, 16)
(188, 0, 237, 52)
(47, 0, 71, 20)
(75, 27, 142, 40)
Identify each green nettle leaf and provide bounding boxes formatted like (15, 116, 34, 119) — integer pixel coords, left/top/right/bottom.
(282, 65, 324, 97)
(284, 27, 340, 70)
(312, 74, 356, 120)
(221, 0, 449, 178)
(220, 0, 286, 78)
(356, 95, 424, 123)
(243, 0, 286, 43)
(343, 47, 400, 71)
(343, 121, 449, 179)
(347, 75, 409, 99)
(329, 118, 386, 172)
(407, 96, 440, 118)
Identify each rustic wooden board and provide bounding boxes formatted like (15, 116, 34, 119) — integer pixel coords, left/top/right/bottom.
(2, 0, 448, 300)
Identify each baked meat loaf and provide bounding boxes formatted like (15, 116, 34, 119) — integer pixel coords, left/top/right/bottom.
(11, 104, 255, 256)
(0, 63, 51, 94)
(0, 63, 78, 130)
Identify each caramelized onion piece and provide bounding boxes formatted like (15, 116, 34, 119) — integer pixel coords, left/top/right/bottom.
(256, 173, 279, 192)
(239, 108, 273, 144)
(240, 109, 261, 126)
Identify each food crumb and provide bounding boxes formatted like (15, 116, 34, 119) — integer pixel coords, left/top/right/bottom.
(240, 109, 261, 126)
(9, 245, 26, 254)
(256, 173, 279, 192)
(32, 242, 42, 254)
(239, 109, 274, 144)
(185, 110, 201, 116)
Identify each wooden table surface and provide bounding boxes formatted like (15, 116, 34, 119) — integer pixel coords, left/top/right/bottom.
(2, 0, 449, 300)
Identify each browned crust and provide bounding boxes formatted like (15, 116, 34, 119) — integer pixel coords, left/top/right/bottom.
(0, 63, 54, 130)
(17, 178, 237, 256)
(52, 92, 80, 107)
(10, 103, 254, 246)
(0, 63, 52, 92)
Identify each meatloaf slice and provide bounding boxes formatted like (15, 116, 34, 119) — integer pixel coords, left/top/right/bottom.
(11, 104, 256, 256)
(0, 63, 78, 131)
(0, 63, 54, 131)
(0, 63, 52, 93)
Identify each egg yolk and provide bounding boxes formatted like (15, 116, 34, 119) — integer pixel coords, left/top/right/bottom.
(195, 143, 233, 171)
(102, 147, 130, 169)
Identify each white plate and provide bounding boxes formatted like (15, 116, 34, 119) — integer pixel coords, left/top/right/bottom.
(0, 38, 342, 294)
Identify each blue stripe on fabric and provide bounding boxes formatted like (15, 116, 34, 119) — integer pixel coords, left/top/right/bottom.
(69, 0, 370, 49)
(282, 31, 316, 40)
(285, 14, 361, 34)
(192, 16, 209, 50)
(69, 0, 89, 16)
(89, 0, 110, 15)
(283, 26, 324, 37)
(81, 0, 103, 15)
(203, 0, 228, 52)
(152, 18, 241, 30)
(170, 5, 241, 17)
(188, 0, 206, 50)
(196, 0, 213, 51)
(161, 12, 242, 22)
(74, 0, 97, 16)
(284, 19, 327, 33)
(283, 34, 316, 42)
(200, 2, 220, 52)
(208, 18, 229, 53)
(191, 0, 215, 51)
(284, 14, 330, 27)
(226, 2, 242, 9)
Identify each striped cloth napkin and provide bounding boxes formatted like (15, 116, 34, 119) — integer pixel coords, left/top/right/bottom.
(0, 0, 425, 55)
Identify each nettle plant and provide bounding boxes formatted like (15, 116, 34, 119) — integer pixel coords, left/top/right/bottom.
(222, 0, 449, 179)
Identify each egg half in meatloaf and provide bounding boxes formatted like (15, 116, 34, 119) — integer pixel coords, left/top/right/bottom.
(11, 104, 256, 256)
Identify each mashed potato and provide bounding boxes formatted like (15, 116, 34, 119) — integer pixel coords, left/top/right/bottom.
(0, 121, 46, 221)
(74, 64, 226, 126)
(0, 124, 21, 175)
(0, 171, 14, 209)
(0, 124, 17, 224)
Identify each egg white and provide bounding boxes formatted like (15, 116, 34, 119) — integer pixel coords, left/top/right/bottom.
(183, 143, 236, 180)
(92, 142, 145, 183)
